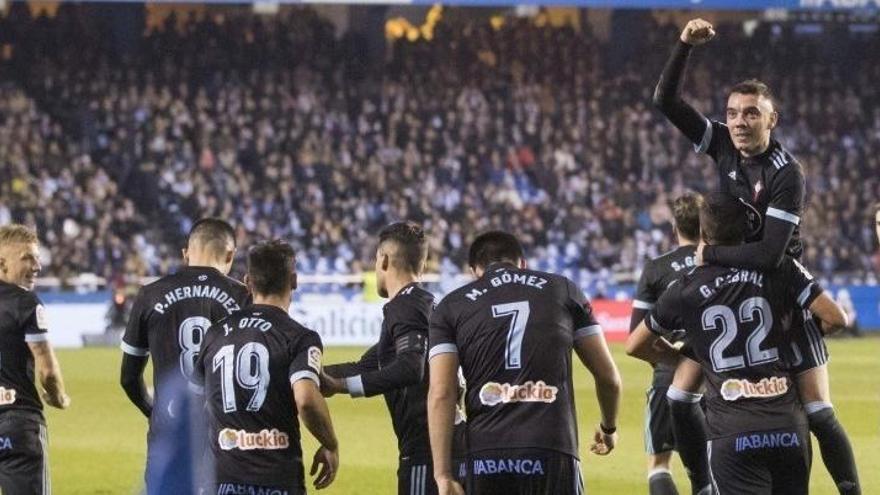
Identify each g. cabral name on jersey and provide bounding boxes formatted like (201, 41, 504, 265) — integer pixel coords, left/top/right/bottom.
(218, 428, 290, 451)
(699, 268, 764, 298)
(153, 284, 242, 315)
(479, 380, 558, 406)
(720, 376, 789, 401)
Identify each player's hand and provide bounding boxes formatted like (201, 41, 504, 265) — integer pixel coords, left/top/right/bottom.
(435, 475, 465, 495)
(319, 372, 344, 397)
(590, 425, 617, 455)
(310, 445, 338, 489)
(680, 18, 716, 46)
(44, 392, 71, 409)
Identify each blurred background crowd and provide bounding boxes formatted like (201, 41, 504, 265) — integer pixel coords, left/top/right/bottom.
(1, 4, 878, 290)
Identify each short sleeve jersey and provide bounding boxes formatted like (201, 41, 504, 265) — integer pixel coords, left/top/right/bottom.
(0, 282, 50, 414)
(121, 266, 249, 419)
(192, 304, 323, 489)
(428, 264, 602, 458)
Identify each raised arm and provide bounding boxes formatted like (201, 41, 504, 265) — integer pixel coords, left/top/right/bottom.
(653, 19, 717, 145)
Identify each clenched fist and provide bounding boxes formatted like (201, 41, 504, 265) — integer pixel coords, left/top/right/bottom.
(680, 18, 716, 46)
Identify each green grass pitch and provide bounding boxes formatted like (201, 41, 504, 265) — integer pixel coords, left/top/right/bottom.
(46, 340, 879, 494)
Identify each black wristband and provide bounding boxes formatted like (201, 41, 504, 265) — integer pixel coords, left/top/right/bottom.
(600, 423, 617, 435)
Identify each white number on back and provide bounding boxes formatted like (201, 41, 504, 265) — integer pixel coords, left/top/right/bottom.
(179, 316, 211, 379)
(492, 301, 531, 370)
(212, 343, 271, 413)
(702, 297, 777, 372)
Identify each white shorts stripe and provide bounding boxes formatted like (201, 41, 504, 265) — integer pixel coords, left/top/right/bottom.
(766, 207, 801, 225)
(40, 424, 49, 495)
(410, 465, 416, 495)
(707, 440, 721, 494)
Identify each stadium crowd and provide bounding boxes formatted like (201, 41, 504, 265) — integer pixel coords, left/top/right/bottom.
(1, 6, 879, 286)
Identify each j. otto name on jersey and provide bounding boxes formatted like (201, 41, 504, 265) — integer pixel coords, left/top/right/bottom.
(0, 387, 16, 406)
(479, 380, 558, 406)
(720, 376, 789, 401)
(218, 428, 290, 451)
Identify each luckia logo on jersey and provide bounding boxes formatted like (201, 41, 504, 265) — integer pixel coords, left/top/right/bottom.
(218, 428, 290, 451)
(720, 376, 789, 401)
(0, 387, 16, 406)
(478, 380, 558, 406)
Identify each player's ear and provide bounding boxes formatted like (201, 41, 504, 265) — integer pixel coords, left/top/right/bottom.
(181, 248, 189, 265)
(768, 110, 778, 130)
(518, 258, 527, 269)
(381, 253, 390, 272)
(290, 272, 298, 291)
(225, 248, 235, 264)
(243, 273, 252, 291)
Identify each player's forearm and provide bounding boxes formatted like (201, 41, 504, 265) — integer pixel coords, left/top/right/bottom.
(703, 220, 793, 271)
(300, 399, 339, 451)
(653, 40, 707, 144)
(324, 345, 380, 379)
(594, 369, 621, 429)
(427, 383, 457, 479)
(120, 354, 153, 417)
(356, 351, 424, 397)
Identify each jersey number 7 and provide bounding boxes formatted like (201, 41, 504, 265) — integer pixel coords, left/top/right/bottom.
(492, 301, 531, 370)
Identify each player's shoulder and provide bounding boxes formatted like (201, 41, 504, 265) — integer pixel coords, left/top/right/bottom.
(0, 282, 41, 314)
(767, 141, 804, 176)
(387, 283, 434, 312)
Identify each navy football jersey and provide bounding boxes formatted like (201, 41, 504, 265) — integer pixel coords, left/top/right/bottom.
(697, 120, 805, 259)
(646, 257, 822, 439)
(0, 282, 50, 414)
(122, 266, 249, 424)
(429, 264, 602, 458)
(192, 305, 323, 489)
(633, 245, 698, 386)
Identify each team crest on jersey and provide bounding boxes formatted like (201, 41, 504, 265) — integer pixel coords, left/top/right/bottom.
(308, 346, 322, 372)
(35, 304, 49, 331)
(0, 387, 16, 405)
(753, 180, 764, 201)
(478, 381, 558, 406)
(720, 376, 789, 401)
(728, 171, 737, 181)
(218, 428, 290, 451)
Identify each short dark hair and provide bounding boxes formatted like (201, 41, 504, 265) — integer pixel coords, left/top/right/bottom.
(468, 231, 525, 270)
(672, 193, 703, 242)
(699, 192, 749, 245)
(729, 79, 778, 111)
(378, 222, 428, 275)
(188, 218, 236, 255)
(247, 240, 296, 296)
